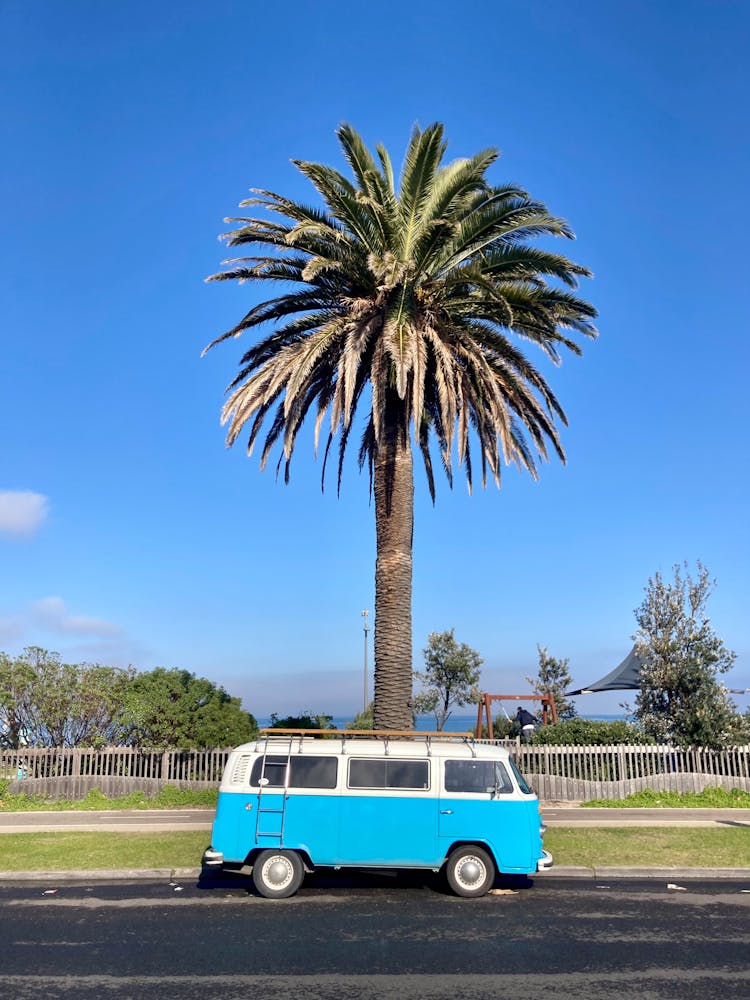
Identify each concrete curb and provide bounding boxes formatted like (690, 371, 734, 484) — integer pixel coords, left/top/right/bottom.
(537, 865, 750, 880)
(2, 865, 750, 883)
(0, 867, 202, 882)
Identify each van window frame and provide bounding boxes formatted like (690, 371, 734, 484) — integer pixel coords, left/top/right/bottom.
(443, 758, 515, 795)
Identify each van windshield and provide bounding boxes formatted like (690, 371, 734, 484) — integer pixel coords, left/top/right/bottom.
(508, 757, 533, 795)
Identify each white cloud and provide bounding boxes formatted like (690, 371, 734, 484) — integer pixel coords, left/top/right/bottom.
(0, 490, 49, 537)
(31, 596, 122, 638)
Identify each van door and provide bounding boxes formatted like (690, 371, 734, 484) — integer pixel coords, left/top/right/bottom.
(438, 758, 532, 872)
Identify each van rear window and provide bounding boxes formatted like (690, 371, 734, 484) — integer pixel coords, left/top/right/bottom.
(250, 755, 338, 789)
(348, 758, 429, 790)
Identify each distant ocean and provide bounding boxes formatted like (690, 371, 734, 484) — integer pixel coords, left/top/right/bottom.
(257, 713, 627, 730)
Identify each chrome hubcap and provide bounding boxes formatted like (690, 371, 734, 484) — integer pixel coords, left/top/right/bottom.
(264, 857, 293, 888)
(455, 856, 485, 889)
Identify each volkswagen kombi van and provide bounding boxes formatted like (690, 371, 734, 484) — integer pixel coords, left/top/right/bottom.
(202, 730, 552, 898)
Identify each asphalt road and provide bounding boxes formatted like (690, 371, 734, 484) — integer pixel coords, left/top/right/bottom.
(1, 875, 749, 999)
(2, 806, 750, 832)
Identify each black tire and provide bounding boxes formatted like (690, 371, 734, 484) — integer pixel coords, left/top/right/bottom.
(445, 845, 495, 898)
(251, 849, 304, 899)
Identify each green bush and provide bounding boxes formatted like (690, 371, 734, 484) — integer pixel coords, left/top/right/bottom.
(491, 716, 516, 739)
(531, 718, 653, 746)
(585, 786, 750, 808)
(0, 784, 218, 812)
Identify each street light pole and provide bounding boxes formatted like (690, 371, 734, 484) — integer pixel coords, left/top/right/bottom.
(361, 609, 370, 715)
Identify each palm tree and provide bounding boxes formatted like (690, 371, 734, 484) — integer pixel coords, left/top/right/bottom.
(205, 123, 597, 730)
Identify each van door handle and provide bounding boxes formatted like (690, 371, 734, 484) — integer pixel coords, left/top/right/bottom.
(245, 803, 253, 811)
(440, 809, 453, 815)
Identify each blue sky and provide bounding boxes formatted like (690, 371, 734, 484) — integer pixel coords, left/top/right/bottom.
(1, 0, 748, 719)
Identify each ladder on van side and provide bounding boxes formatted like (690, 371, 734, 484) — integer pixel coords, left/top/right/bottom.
(254, 733, 295, 844)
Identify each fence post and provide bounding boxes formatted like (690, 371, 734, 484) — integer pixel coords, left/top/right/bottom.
(72, 748, 81, 799)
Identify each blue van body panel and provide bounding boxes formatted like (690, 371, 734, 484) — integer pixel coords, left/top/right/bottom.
(438, 796, 540, 873)
(212, 791, 341, 864)
(337, 794, 437, 866)
(210, 791, 249, 862)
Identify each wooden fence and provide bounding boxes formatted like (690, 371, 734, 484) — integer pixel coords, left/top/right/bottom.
(515, 743, 750, 801)
(2, 743, 750, 802)
(1, 747, 230, 800)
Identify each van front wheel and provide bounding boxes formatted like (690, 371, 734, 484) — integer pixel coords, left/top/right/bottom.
(446, 846, 495, 898)
(251, 850, 304, 899)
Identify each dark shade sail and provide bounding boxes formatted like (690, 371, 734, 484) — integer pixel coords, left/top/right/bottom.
(567, 646, 750, 697)
(567, 646, 642, 696)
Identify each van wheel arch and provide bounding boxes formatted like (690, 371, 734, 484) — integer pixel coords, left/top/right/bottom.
(246, 847, 315, 873)
(445, 840, 498, 869)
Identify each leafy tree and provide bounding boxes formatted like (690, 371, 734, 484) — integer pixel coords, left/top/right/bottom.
(268, 712, 334, 730)
(0, 650, 34, 748)
(531, 718, 652, 746)
(526, 645, 577, 720)
(632, 562, 741, 748)
(346, 703, 374, 730)
(205, 123, 597, 729)
(0, 647, 133, 747)
(123, 667, 257, 748)
(414, 629, 482, 730)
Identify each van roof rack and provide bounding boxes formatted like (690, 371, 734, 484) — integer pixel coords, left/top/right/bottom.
(257, 728, 477, 756)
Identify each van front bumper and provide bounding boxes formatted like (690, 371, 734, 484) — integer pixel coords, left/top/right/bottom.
(202, 846, 224, 868)
(537, 850, 554, 871)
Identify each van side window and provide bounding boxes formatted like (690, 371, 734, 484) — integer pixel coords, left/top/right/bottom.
(444, 759, 513, 794)
(250, 755, 338, 789)
(348, 758, 429, 790)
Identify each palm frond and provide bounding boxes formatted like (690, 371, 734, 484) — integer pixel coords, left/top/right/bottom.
(375, 143, 395, 195)
(397, 123, 448, 258)
(336, 123, 381, 191)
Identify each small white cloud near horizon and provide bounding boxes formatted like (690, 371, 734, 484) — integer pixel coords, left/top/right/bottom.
(31, 596, 122, 638)
(0, 490, 49, 537)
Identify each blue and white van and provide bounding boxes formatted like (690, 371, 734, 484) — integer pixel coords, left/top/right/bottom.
(202, 730, 552, 898)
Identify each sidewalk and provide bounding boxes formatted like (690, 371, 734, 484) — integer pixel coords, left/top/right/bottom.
(541, 806, 750, 827)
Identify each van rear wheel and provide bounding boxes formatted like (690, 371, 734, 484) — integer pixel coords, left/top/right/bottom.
(446, 846, 495, 898)
(251, 849, 304, 899)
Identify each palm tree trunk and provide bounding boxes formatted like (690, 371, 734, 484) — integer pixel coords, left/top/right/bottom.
(372, 425, 414, 730)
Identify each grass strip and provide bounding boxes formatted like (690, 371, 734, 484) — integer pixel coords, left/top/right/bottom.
(1, 828, 748, 872)
(0, 785, 217, 812)
(582, 787, 750, 808)
(0, 831, 210, 871)
(544, 827, 750, 868)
